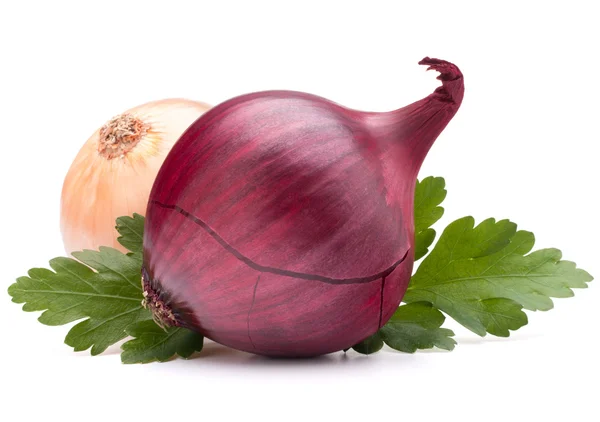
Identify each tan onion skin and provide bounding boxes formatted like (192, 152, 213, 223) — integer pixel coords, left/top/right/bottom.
(61, 99, 211, 255)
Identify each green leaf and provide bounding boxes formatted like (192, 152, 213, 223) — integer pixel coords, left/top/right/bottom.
(380, 302, 456, 353)
(414, 177, 447, 261)
(352, 332, 384, 355)
(7, 213, 206, 363)
(121, 321, 204, 364)
(8, 246, 151, 355)
(116, 213, 145, 255)
(404, 217, 593, 337)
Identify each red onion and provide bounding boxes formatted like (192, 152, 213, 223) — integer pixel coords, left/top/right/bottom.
(142, 58, 464, 357)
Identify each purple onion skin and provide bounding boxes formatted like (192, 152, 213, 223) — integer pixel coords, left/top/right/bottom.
(143, 58, 464, 357)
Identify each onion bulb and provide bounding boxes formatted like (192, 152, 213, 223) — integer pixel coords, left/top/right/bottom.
(61, 99, 210, 255)
(142, 58, 464, 357)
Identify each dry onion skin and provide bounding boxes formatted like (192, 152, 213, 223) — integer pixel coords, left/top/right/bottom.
(61, 99, 211, 255)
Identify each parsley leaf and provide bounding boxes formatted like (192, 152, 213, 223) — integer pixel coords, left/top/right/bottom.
(352, 332, 384, 355)
(414, 177, 446, 261)
(116, 213, 145, 255)
(8, 247, 151, 355)
(404, 217, 593, 337)
(380, 302, 456, 353)
(121, 321, 204, 364)
(352, 302, 455, 355)
(7, 213, 208, 363)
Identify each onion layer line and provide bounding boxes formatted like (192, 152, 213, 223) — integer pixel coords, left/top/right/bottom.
(151, 200, 409, 285)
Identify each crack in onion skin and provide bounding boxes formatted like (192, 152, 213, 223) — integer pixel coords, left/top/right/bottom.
(143, 58, 464, 357)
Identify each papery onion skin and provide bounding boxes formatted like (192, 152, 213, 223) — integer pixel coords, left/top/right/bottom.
(143, 58, 464, 357)
(61, 99, 210, 255)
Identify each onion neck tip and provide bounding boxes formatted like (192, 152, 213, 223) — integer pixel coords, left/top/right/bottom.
(418, 57, 464, 107)
(98, 113, 148, 159)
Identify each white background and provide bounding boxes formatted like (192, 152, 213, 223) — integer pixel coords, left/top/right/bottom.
(1, 1, 598, 421)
